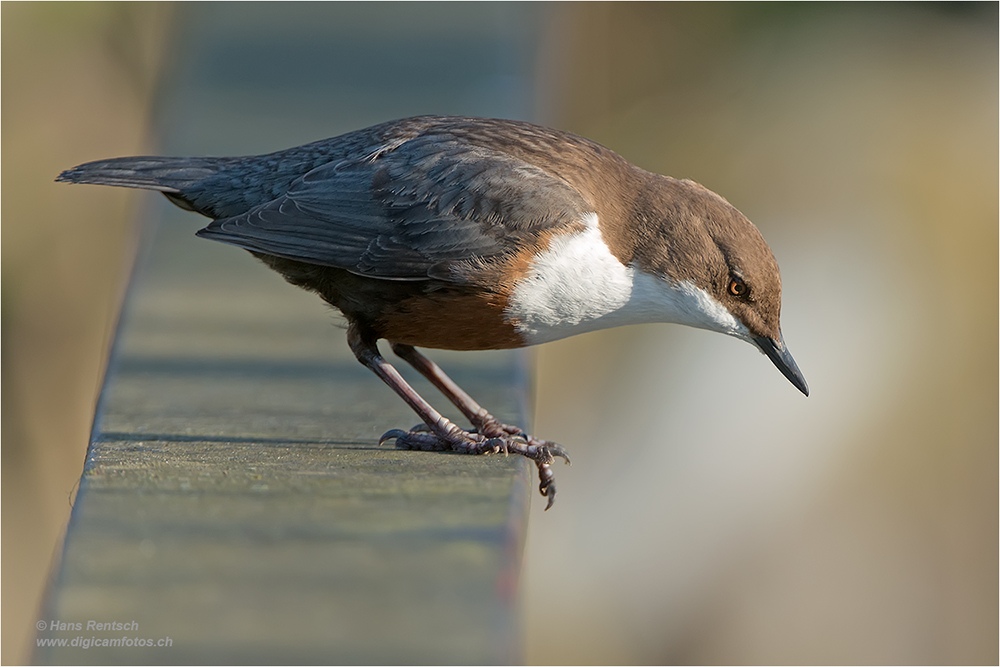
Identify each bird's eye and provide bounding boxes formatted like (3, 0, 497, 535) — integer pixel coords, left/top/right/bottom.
(728, 277, 749, 298)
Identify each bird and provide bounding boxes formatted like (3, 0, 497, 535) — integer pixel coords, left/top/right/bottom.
(57, 115, 808, 510)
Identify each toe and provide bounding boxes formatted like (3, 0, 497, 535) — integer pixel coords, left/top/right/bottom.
(538, 463, 557, 510)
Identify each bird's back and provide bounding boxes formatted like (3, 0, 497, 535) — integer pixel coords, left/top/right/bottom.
(57, 116, 618, 219)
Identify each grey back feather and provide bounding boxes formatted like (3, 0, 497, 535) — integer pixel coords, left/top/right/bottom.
(197, 131, 588, 281)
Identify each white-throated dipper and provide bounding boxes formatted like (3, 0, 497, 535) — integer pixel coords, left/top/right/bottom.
(58, 115, 808, 509)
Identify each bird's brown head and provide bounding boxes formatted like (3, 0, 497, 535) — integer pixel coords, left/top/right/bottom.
(625, 175, 808, 395)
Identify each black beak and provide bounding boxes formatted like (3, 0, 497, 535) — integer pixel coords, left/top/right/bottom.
(753, 332, 809, 396)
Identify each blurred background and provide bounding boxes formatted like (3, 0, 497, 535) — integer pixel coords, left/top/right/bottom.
(3, 2, 996, 664)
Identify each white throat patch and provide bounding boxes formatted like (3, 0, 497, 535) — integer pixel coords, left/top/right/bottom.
(506, 213, 749, 345)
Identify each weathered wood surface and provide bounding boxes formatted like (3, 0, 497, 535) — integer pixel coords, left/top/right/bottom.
(39, 235, 533, 663)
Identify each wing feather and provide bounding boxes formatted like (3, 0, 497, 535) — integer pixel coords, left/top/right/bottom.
(196, 131, 588, 281)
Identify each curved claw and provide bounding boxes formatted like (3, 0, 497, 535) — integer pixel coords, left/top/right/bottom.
(378, 429, 409, 446)
(549, 445, 571, 465)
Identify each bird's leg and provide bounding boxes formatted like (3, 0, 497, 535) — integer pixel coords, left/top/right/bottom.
(347, 325, 567, 508)
(348, 325, 472, 447)
(390, 343, 545, 442)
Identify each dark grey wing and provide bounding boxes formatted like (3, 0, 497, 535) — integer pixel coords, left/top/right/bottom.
(196, 133, 590, 281)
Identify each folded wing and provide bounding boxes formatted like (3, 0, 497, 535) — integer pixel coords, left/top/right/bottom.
(196, 131, 589, 281)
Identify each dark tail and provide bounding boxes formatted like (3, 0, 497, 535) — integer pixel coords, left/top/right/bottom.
(56, 156, 223, 194)
(56, 155, 240, 215)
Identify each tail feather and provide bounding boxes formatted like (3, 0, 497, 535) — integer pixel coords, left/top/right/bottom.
(56, 156, 223, 194)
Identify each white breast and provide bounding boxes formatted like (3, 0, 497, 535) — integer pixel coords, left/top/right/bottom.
(505, 213, 749, 345)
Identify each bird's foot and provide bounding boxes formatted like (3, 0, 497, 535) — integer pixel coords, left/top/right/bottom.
(379, 425, 570, 510)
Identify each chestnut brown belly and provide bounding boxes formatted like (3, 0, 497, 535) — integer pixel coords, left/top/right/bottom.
(253, 253, 525, 351)
(374, 289, 524, 350)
